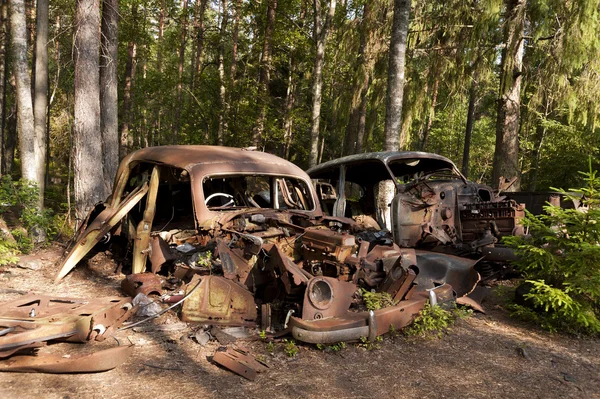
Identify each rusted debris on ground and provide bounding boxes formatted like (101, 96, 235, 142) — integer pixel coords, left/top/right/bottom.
(211, 346, 268, 381)
(0, 345, 134, 373)
(0, 294, 135, 373)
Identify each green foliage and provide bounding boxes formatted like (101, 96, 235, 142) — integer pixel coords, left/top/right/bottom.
(403, 302, 470, 338)
(504, 160, 600, 335)
(0, 177, 56, 244)
(282, 339, 299, 357)
(0, 233, 19, 265)
(266, 341, 275, 354)
(316, 341, 347, 352)
(357, 335, 383, 350)
(360, 288, 397, 310)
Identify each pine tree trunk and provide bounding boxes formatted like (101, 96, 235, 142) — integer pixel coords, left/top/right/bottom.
(252, 0, 277, 147)
(419, 74, 439, 151)
(343, 2, 372, 156)
(492, 0, 525, 191)
(383, 0, 411, 152)
(191, 0, 207, 91)
(462, 79, 477, 178)
(173, 0, 188, 144)
(308, 0, 336, 167)
(33, 0, 48, 206)
(216, 0, 229, 146)
(3, 101, 16, 174)
(74, 0, 104, 222)
(100, 0, 119, 191)
(10, 0, 36, 183)
(0, 1, 7, 172)
(119, 4, 137, 158)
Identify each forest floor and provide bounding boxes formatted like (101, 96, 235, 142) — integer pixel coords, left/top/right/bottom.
(0, 245, 599, 399)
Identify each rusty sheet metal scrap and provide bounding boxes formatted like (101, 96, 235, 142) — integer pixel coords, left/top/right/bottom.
(180, 275, 257, 326)
(0, 345, 134, 373)
(121, 273, 165, 297)
(212, 347, 268, 381)
(0, 295, 135, 356)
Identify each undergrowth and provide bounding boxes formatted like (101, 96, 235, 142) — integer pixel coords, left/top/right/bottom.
(360, 288, 397, 310)
(403, 302, 472, 338)
(504, 159, 600, 335)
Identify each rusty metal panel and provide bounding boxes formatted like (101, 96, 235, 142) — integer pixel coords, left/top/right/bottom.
(121, 273, 165, 297)
(0, 345, 133, 373)
(212, 347, 268, 380)
(181, 276, 257, 326)
(217, 239, 254, 285)
(0, 295, 135, 356)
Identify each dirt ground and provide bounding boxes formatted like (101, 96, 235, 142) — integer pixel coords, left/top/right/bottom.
(0, 245, 599, 399)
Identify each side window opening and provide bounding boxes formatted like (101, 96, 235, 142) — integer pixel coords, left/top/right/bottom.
(125, 163, 196, 231)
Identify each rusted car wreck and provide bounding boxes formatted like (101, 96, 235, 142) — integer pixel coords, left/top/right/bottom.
(308, 152, 524, 271)
(48, 146, 480, 345)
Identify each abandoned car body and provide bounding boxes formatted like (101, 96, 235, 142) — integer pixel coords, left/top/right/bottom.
(54, 146, 480, 344)
(307, 152, 524, 266)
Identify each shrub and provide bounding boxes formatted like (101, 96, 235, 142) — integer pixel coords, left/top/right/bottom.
(403, 302, 469, 338)
(360, 288, 397, 310)
(504, 159, 600, 335)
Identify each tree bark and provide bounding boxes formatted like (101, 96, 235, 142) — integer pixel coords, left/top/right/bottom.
(173, 0, 188, 144)
(252, 0, 278, 147)
(33, 0, 48, 206)
(119, 4, 137, 158)
(0, 1, 7, 172)
(10, 0, 36, 184)
(307, 0, 336, 167)
(191, 0, 207, 91)
(492, 0, 525, 192)
(100, 0, 119, 192)
(216, 0, 229, 146)
(419, 74, 439, 151)
(343, 2, 372, 156)
(74, 0, 104, 221)
(383, 0, 411, 152)
(462, 79, 477, 178)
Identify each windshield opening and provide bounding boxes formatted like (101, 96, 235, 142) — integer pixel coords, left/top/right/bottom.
(203, 175, 315, 211)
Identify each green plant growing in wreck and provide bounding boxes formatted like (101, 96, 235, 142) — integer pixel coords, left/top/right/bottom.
(360, 288, 397, 310)
(316, 341, 347, 352)
(504, 159, 600, 335)
(403, 302, 468, 338)
(282, 339, 299, 357)
(357, 335, 383, 350)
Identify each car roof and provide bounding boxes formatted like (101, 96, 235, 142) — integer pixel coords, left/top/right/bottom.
(118, 145, 308, 178)
(307, 151, 460, 185)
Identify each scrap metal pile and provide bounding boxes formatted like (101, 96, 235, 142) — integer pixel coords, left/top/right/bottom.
(0, 146, 510, 376)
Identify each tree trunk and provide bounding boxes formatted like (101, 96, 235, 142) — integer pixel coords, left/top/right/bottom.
(383, 0, 411, 152)
(307, 0, 336, 167)
(119, 4, 137, 158)
(191, 0, 207, 91)
(462, 79, 477, 178)
(343, 2, 372, 156)
(3, 101, 16, 174)
(419, 74, 439, 151)
(230, 0, 241, 84)
(100, 0, 119, 192)
(173, 0, 188, 143)
(216, 0, 229, 146)
(74, 0, 104, 222)
(0, 1, 7, 172)
(33, 0, 48, 206)
(10, 0, 36, 184)
(252, 0, 278, 147)
(492, 0, 525, 192)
